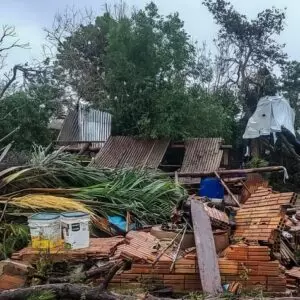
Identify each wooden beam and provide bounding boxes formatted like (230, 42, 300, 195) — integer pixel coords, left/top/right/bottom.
(220, 144, 233, 149)
(239, 179, 251, 194)
(159, 164, 182, 168)
(223, 177, 246, 183)
(169, 144, 185, 149)
(191, 199, 222, 295)
(55, 140, 106, 144)
(214, 171, 240, 207)
(165, 166, 286, 178)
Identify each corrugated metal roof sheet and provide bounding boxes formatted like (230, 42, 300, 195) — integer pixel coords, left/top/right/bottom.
(91, 136, 170, 169)
(57, 104, 111, 149)
(180, 138, 223, 173)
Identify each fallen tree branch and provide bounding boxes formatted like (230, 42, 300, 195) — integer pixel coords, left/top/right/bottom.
(0, 286, 181, 300)
(0, 283, 117, 300)
(0, 260, 127, 300)
(100, 260, 126, 290)
(48, 260, 119, 284)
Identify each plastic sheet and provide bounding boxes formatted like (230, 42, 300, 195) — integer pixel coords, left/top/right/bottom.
(243, 96, 295, 139)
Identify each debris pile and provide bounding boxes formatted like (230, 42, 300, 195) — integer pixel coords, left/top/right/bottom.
(220, 245, 286, 292)
(112, 231, 203, 292)
(1, 160, 300, 298)
(234, 187, 296, 242)
(105, 185, 300, 294)
(11, 237, 125, 263)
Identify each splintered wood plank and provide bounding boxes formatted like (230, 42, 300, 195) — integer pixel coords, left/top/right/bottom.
(191, 199, 222, 295)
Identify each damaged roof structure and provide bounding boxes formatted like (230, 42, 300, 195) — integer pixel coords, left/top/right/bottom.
(57, 104, 112, 152)
(91, 136, 228, 184)
(90, 136, 170, 169)
(2, 97, 300, 298)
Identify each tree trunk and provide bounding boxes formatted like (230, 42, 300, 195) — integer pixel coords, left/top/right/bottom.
(0, 283, 117, 300)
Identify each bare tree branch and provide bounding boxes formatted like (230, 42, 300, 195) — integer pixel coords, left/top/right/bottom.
(0, 65, 45, 99)
(0, 25, 29, 64)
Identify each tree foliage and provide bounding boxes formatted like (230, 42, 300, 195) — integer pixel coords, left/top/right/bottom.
(0, 0, 296, 152)
(0, 85, 61, 150)
(281, 61, 300, 128)
(203, 0, 286, 115)
(49, 2, 238, 141)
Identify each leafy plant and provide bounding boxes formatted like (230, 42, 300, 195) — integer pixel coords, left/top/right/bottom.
(0, 223, 29, 259)
(48, 2, 238, 142)
(34, 250, 54, 281)
(73, 169, 187, 224)
(0, 147, 186, 228)
(27, 291, 56, 300)
(246, 156, 269, 169)
(0, 147, 108, 194)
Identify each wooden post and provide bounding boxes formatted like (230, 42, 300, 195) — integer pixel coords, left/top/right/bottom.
(214, 171, 240, 207)
(126, 211, 130, 232)
(174, 171, 179, 184)
(170, 225, 187, 272)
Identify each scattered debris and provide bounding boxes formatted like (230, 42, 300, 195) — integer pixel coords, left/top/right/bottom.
(1, 145, 300, 299)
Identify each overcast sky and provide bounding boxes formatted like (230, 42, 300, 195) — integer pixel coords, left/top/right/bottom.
(1, 0, 299, 70)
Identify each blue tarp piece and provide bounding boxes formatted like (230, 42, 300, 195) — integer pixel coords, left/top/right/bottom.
(108, 216, 136, 233)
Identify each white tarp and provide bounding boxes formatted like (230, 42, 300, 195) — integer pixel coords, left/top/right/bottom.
(243, 96, 296, 139)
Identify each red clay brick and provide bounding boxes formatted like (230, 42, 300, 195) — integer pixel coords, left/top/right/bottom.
(0, 274, 25, 290)
(174, 268, 196, 274)
(141, 274, 164, 280)
(184, 283, 202, 291)
(163, 274, 184, 280)
(184, 274, 200, 280)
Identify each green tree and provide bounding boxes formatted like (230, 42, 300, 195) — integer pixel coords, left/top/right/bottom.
(281, 61, 300, 129)
(0, 85, 61, 150)
(203, 0, 286, 116)
(48, 2, 238, 141)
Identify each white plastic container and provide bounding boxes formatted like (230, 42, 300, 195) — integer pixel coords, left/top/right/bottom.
(61, 211, 90, 249)
(28, 213, 62, 249)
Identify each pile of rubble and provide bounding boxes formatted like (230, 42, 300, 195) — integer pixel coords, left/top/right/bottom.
(2, 182, 300, 298)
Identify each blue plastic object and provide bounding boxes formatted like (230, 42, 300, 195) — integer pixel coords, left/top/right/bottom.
(198, 177, 224, 199)
(108, 216, 136, 233)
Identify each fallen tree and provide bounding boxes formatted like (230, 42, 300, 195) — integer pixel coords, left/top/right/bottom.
(0, 260, 126, 300)
(0, 283, 119, 300)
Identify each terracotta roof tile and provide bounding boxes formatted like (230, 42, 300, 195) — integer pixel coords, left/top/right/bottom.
(286, 267, 300, 279)
(115, 231, 172, 263)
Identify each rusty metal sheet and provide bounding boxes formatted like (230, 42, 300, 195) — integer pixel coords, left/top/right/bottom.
(91, 136, 170, 169)
(180, 138, 223, 174)
(57, 104, 111, 149)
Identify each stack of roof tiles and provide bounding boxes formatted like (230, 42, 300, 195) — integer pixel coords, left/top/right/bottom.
(219, 244, 286, 292)
(234, 187, 296, 243)
(203, 202, 230, 229)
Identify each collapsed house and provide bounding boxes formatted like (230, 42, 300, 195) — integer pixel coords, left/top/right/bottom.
(2, 97, 300, 298)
